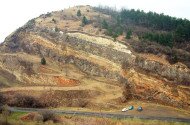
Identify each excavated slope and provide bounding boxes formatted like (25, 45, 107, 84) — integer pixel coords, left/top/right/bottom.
(0, 6, 189, 109)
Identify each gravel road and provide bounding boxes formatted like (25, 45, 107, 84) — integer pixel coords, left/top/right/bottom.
(9, 107, 190, 123)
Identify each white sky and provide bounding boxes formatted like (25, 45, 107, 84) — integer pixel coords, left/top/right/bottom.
(0, 0, 189, 42)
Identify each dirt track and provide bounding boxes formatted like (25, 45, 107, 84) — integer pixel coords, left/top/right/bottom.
(0, 86, 87, 92)
(0, 80, 122, 104)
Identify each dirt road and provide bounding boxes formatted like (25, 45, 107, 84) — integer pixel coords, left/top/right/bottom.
(9, 107, 190, 123)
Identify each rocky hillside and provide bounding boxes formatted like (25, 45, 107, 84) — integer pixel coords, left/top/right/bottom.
(0, 6, 189, 109)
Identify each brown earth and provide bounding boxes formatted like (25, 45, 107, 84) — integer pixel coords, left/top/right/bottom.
(53, 76, 79, 87)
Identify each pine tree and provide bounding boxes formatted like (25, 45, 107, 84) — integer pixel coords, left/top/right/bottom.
(82, 16, 88, 26)
(102, 19, 108, 29)
(126, 29, 132, 39)
(41, 57, 46, 65)
(77, 10, 81, 17)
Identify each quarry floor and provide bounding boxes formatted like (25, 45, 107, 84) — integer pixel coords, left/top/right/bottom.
(0, 60, 190, 121)
(1, 78, 190, 121)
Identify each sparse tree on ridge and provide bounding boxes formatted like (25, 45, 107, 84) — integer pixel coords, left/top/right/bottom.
(126, 29, 132, 39)
(41, 57, 46, 65)
(102, 19, 108, 29)
(77, 10, 81, 17)
(82, 16, 88, 26)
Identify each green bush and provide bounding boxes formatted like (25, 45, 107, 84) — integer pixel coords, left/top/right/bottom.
(41, 57, 46, 65)
(77, 10, 81, 17)
(126, 29, 132, 39)
(102, 19, 108, 29)
(82, 16, 88, 26)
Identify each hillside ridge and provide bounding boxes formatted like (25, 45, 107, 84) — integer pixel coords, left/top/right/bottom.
(0, 5, 189, 111)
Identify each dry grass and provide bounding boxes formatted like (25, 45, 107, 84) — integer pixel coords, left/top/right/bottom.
(0, 112, 189, 125)
(35, 5, 108, 35)
(139, 53, 170, 66)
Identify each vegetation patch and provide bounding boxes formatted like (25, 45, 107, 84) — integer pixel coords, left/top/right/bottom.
(1, 90, 99, 108)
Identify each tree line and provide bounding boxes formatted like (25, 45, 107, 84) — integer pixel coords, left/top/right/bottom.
(97, 6, 190, 47)
(120, 9, 190, 44)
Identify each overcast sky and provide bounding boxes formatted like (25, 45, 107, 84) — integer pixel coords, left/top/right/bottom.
(0, 0, 189, 42)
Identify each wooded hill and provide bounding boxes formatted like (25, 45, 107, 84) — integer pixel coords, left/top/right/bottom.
(94, 6, 190, 47)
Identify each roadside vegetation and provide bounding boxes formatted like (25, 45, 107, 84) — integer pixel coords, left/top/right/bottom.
(0, 111, 189, 125)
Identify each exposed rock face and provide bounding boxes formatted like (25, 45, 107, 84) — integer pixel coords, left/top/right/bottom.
(0, 6, 189, 109)
(135, 56, 190, 84)
(0, 68, 18, 87)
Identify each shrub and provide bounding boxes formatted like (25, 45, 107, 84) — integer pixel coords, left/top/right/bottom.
(77, 10, 81, 17)
(106, 27, 113, 36)
(39, 110, 61, 123)
(82, 16, 88, 26)
(13, 94, 42, 108)
(54, 27, 59, 32)
(126, 29, 132, 39)
(0, 93, 4, 105)
(52, 18, 56, 24)
(40, 110, 55, 122)
(112, 33, 118, 41)
(102, 19, 108, 29)
(121, 61, 132, 69)
(0, 93, 5, 113)
(41, 57, 46, 65)
(33, 113, 44, 122)
(119, 77, 129, 85)
(169, 54, 178, 64)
